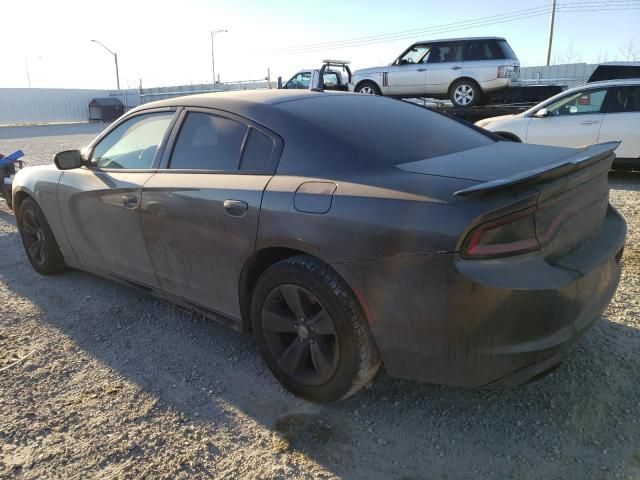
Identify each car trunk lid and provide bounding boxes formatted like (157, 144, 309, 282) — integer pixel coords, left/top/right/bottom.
(398, 141, 619, 260)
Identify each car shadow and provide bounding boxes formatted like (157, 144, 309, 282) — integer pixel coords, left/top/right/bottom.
(609, 170, 640, 191)
(1, 219, 639, 478)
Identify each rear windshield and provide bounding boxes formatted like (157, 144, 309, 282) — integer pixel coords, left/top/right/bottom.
(279, 95, 494, 164)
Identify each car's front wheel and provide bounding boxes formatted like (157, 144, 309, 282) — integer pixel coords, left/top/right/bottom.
(251, 255, 380, 403)
(18, 197, 65, 275)
(355, 81, 381, 95)
(450, 79, 481, 107)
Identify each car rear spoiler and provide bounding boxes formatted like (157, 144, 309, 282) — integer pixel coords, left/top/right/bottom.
(453, 142, 620, 196)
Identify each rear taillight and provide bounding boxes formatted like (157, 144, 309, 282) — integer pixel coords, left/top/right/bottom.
(462, 207, 539, 259)
(497, 65, 517, 78)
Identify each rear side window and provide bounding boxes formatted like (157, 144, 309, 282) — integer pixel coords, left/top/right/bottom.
(606, 86, 640, 113)
(280, 96, 494, 165)
(465, 40, 506, 61)
(239, 129, 276, 171)
(498, 40, 518, 60)
(170, 112, 248, 170)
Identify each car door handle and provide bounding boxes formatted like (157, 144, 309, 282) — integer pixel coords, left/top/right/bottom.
(451, 66, 462, 70)
(580, 120, 599, 125)
(122, 194, 138, 209)
(223, 199, 248, 217)
(417, 68, 426, 72)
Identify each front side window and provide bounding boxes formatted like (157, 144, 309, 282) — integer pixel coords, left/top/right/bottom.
(92, 112, 174, 169)
(546, 89, 608, 116)
(170, 112, 248, 170)
(286, 72, 311, 89)
(399, 45, 429, 64)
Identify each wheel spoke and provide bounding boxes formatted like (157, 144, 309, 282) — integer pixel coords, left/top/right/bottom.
(262, 309, 296, 333)
(280, 285, 306, 319)
(278, 338, 308, 376)
(22, 221, 37, 235)
(28, 239, 42, 258)
(308, 310, 335, 336)
(310, 340, 333, 378)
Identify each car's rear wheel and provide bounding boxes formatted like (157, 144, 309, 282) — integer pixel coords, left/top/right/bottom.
(18, 197, 65, 275)
(450, 79, 481, 107)
(251, 255, 380, 403)
(356, 81, 381, 95)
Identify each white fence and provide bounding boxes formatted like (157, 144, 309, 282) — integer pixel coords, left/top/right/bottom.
(519, 63, 597, 88)
(0, 88, 129, 125)
(0, 81, 278, 125)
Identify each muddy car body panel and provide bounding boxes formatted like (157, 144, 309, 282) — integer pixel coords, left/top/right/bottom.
(12, 90, 625, 391)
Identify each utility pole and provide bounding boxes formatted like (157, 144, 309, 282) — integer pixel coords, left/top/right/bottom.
(91, 39, 121, 90)
(210, 29, 228, 85)
(546, 0, 557, 66)
(25, 59, 31, 88)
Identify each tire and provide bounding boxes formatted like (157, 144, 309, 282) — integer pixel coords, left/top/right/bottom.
(18, 197, 65, 275)
(251, 255, 380, 403)
(355, 81, 381, 96)
(450, 79, 481, 108)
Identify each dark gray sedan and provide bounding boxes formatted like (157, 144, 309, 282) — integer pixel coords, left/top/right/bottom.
(11, 90, 626, 402)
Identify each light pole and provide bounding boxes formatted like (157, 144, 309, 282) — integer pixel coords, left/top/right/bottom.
(91, 39, 120, 90)
(546, 0, 557, 66)
(210, 29, 228, 85)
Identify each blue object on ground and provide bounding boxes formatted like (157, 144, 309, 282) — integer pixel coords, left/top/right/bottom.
(0, 150, 25, 168)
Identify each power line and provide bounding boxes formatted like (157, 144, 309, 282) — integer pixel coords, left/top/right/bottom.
(262, 1, 640, 55)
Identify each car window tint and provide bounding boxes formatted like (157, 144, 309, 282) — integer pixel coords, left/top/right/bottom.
(465, 40, 505, 61)
(92, 112, 173, 169)
(498, 40, 518, 60)
(606, 86, 640, 113)
(170, 112, 248, 170)
(280, 95, 494, 165)
(425, 43, 462, 63)
(547, 89, 608, 116)
(239, 129, 275, 171)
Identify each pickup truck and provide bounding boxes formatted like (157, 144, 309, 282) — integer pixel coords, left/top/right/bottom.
(280, 60, 352, 91)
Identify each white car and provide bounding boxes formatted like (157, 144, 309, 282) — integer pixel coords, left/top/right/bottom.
(476, 79, 640, 170)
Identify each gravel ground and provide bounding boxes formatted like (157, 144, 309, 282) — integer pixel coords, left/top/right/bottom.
(1, 124, 639, 479)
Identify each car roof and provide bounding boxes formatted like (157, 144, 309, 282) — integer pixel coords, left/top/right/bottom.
(570, 78, 640, 89)
(131, 89, 333, 112)
(412, 36, 506, 45)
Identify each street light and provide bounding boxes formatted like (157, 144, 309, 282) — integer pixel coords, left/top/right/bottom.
(90, 39, 120, 90)
(210, 29, 228, 85)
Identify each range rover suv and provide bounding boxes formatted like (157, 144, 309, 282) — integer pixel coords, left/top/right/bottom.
(350, 37, 521, 107)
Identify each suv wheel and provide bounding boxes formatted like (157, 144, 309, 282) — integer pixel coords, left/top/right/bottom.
(251, 255, 381, 403)
(356, 81, 381, 95)
(450, 79, 481, 108)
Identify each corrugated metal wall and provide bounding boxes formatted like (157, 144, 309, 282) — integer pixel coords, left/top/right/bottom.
(519, 63, 598, 88)
(0, 88, 124, 124)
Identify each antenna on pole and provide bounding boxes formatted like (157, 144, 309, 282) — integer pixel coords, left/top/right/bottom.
(546, 0, 557, 66)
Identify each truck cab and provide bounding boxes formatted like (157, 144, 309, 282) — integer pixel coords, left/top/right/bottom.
(280, 60, 352, 92)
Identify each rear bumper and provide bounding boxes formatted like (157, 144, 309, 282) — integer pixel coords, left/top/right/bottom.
(334, 206, 626, 387)
(479, 77, 521, 92)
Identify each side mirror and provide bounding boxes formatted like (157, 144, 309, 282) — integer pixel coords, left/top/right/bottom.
(533, 108, 549, 118)
(54, 150, 83, 170)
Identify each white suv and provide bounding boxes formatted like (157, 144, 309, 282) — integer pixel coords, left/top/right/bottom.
(349, 37, 520, 107)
